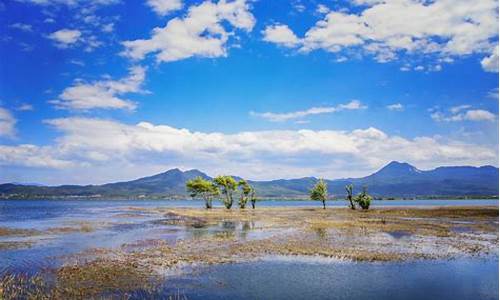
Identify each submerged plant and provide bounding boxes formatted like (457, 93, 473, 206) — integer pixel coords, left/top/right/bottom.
(345, 184, 356, 210)
(354, 186, 372, 210)
(186, 177, 219, 209)
(213, 175, 237, 209)
(310, 179, 328, 209)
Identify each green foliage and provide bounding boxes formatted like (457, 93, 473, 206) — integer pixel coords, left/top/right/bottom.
(213, 175, 237, 209)
(237, 179, 252, 209)
(186, 177, 219, 209)
(354, 186, 372, 210)
(345, 184, 355, 210)
(250, 188, 257, 209)
(310, 179, 328, 209)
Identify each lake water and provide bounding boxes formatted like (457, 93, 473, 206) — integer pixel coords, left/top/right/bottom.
(163, 257, 499, 300)
(0, 199, 498, 298)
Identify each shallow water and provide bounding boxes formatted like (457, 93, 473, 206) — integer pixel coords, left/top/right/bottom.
(163, 257, 499, 300)
(0, 199, 498, 290)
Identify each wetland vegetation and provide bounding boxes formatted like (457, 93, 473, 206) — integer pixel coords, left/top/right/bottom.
(0, 199, 497, 299)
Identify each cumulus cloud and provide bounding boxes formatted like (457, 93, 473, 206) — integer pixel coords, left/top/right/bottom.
(0, 117, 495, 182)
(262, 24, 300, 48)
(431, 106, 496, 122)
(122, 0, 255, 63)
(481, 45, 499, 72)
(0, 144, 75, 168)
(462, 110, 497, 122)
(49, 66, 146, 111)
(146, 0, 182, 16)
(48, 29, 82, 47)
(263, 0, 499, 69)
(386, 103, 404, 111)
(0, 108, 16, 138)
(250, 100, 367, 122)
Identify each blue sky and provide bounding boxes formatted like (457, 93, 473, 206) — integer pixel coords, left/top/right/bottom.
(0, 0, 498, 185)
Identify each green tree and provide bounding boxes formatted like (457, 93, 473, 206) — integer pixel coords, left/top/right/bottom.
(354, 186, 372, 210)
(310, 179, 328, 209)
(345, 184, 356, 210)
(213, 175, 237, 209)
(186, 177, 219, 209)
(250, 188, 257, 209)
(237, 179, 252, 209)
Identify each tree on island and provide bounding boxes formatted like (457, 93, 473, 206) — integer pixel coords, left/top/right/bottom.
(310, 179, 328, 209)
(186, 177, 219, 209)
(237, 179, 252, 209)
(354, 186, 372, 210)
(250, 188, 257, 209)
(213, 175, 238, 209)
(345, 184, 356, 210)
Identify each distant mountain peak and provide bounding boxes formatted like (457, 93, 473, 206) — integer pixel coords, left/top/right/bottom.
(371, 161, 421, 177)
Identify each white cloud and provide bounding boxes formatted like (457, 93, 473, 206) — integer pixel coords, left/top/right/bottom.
(0, 144, 75, 168)
(101, 23, 114, 33)
(0, 107, 16, 138)
(69, 59, 85, 66)
(250, 100, 367, 122)
(487, 88, 498, 100)
(49, 66, 146, 110)
(386, 103, 404, 111)
(399, 65, 411, 72)
(316, 4, 329, 14)
(450, 105, 471, 114)
(431, 107, 496, 122)
(48, 29, 82, 47)
(122, 0, 255, 63)
(463, 109, 497, 122)
(16, 0, 119, 7)
(263, 0, 499, 70)
(481, 45, 499, 72)
(1, 117, 496, 182)
(262, 24, 300, 48)
(146, 0, 182, 16)
(9, 23, 33, 32)
(17, 103, 34, 111)
(293, 2, 305, 13)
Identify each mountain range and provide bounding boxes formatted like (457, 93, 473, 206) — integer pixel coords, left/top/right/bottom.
(0, 161, 498, 199)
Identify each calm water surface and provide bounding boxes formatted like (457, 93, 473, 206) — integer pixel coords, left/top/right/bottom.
(163, 258, 499, 300)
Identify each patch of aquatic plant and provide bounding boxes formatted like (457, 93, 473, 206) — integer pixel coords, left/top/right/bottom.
(0, 227, 41, 237)
(0, 268, 188, 300)
(0, 273, 51, 299)
(46, 223, 95, 234)
(155, 212, 209, 228)
(0, 241, 34, 250)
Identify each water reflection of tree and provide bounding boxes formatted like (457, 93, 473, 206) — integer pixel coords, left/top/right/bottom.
(313, 227, 328, 240)
(240, 221, 253, 239)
